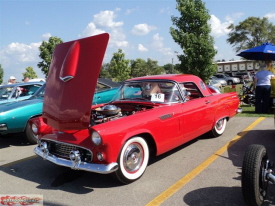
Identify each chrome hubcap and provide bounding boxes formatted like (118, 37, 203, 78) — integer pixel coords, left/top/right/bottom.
(216, 119, 224, 130)
(123, 143, 143, 173)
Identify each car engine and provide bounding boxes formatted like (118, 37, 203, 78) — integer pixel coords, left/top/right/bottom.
(90, 103, 154, 125)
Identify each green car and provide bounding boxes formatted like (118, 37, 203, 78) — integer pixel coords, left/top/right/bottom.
(0, 79, 120, 144)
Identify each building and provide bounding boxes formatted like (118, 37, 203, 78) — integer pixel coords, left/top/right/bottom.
(216, 60, 262, 73)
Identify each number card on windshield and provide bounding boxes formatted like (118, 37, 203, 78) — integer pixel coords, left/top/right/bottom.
(151, 93, 165, 102)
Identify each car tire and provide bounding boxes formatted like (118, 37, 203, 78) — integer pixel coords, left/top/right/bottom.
(113, 136, 149, 184)
(209, 117, 227, 137)
(228, 80, 233, 85)
(25, 122, 38, 144)
(242, 144, 268, 206)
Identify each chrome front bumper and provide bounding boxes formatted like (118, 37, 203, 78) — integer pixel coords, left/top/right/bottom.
(34, 146, 118, 174)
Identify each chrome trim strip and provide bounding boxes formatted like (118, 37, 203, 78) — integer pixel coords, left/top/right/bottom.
(34, 146, 118, 174)
(59, 76, 74, 82)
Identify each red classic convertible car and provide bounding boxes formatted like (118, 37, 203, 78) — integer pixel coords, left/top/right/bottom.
(29, 33, 242, 184)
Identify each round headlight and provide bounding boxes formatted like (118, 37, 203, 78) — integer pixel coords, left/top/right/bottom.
(91, 131, 102, 145)
(31, 123, 38, 134)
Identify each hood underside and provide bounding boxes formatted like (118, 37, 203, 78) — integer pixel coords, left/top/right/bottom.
(42, 33, 109, 131)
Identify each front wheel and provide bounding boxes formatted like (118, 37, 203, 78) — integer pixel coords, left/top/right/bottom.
(25, 122, 38, 144)
(209, 117, 227, 137)
(113, 136, 149, 184)
(242, 144, 269, 206)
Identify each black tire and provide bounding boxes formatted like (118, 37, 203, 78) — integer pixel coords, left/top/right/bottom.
(113, 136, 149, 184)
(25, 122, 38, 144)
(228, 80, 233, 85)
(209, 118, 227, 137)
(242, 144, 269, 206)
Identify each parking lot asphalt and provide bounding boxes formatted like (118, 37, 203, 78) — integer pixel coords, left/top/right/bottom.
(1, 116, 275, 206)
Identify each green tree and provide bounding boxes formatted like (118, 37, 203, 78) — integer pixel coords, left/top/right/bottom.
(227, 17, 275, 53)
(109, 49, 131, 82)
(170, 0, 217, 82)
(22, 66, 38, 80)
(0, 64, 4, 85)
(37, 36, 63, 77)
(99, 63, 112, 79)
(130, 58, 164, 78)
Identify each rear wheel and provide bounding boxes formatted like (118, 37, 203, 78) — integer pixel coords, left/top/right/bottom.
(209, 117, 227, 137)
(242, 144, 269, 206)
(25, 122, 38, 144)
(113, 136, 149, 184)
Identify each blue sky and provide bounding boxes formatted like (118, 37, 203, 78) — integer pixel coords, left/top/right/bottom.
(0, 0, 275, 83)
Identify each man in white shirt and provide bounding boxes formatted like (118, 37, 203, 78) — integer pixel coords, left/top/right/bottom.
(8, 76, 16, 84)
(254, 64, 275, 113)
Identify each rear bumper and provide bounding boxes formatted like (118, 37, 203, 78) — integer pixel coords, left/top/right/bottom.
(34, 146, 118, 174)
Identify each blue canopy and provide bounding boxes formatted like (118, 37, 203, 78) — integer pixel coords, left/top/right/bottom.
(237, 42, 275, 61)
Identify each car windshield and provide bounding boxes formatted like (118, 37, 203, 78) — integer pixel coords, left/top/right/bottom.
(224, 74, 230, 77)
(111, 80, 185, 103)
(0, 86, 14, 99)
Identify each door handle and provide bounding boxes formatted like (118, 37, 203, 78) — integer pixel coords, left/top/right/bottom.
(205, 100, 211, 104)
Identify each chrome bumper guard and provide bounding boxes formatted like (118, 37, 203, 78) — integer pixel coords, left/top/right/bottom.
(237, 108, 243, 113)
(34, 146, 118, 174)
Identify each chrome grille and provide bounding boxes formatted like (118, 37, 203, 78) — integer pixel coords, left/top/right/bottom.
(53, 143, 77, 158)
(45, 141, 93, 162)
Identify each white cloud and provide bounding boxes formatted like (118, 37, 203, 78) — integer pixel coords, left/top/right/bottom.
(131, 24, 157, 36)
(2, 42, 40, 63)
(79, 9, 128, 50)
(209, 13, 244, 38)
(209, 15, 232, 38)
(42, 33, 52, 40)
(159, 7, 172, 15)
(225, 12, 244, 22)
(138, 44, 148, 52)
(93, 10, 123, 28)
(265, 12, 275, 21)
(152, 33, 173, 55)
(80, 22, 106, 37)
(0, 42, 43, 81)
(125, 7, 138, 15)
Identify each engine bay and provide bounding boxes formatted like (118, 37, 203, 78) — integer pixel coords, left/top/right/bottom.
(91, 103, 155, 125)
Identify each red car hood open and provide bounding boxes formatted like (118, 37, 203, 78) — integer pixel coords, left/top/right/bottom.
(42, 33, 109, 131)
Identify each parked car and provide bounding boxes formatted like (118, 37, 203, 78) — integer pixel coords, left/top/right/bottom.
(0, 82, 44, 104)
(232, 72, 253, 83)
(213, 73, 241, 85)
(29, 34, 242, 184)
(0, 78, 120, 144)
(208, 79, 222, 90)
(28, 78, 46, 82)
(210, 76, 227, 87)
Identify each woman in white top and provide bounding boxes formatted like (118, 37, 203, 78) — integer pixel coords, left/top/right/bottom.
(253, 64, 275, 113)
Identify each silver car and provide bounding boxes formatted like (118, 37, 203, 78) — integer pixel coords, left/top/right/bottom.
(213, 73, 240, 85)
(210, 76, 227, 87)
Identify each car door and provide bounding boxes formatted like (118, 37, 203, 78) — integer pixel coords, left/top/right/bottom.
(180, 82, 214, 141)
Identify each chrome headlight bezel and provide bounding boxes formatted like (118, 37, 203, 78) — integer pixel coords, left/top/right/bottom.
(91, 131, 102, 145)
(31, 123, 38, 134)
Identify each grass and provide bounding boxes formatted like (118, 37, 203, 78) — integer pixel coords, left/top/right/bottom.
(220, 84, 274, 118)
(237, 105, 274, 117)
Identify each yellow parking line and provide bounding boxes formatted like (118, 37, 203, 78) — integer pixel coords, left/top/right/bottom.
(1, 155, 37, 168)
(146, 117, 265, 206)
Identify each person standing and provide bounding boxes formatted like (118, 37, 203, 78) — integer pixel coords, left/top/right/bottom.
(23, 77, 30, 82)
(8, 76, 16, 84)
(253, 64, 275, 113)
